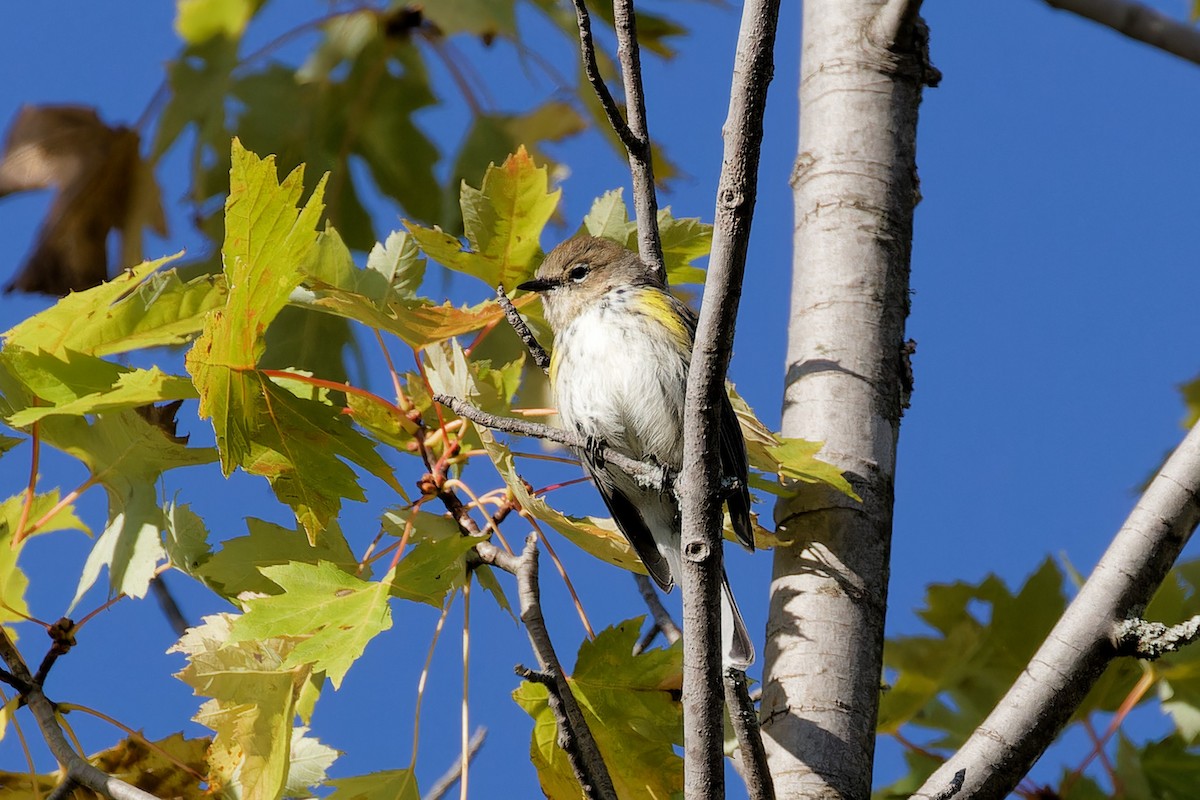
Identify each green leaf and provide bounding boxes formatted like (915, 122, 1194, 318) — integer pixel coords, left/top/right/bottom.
(164, 501, 212, 578)
(580, 189, 711, 285)
(364, 229, 427, 302)
(421, 0, 516, 37)
(284, 727, 339, 798)
(198, 517, 362, 600)
(32, 409, 217, 606)
(170, 612, 313, 800)
(1116, 732, 1200, 800)
(879, 560, 1067, 746)
(187, 139, 327, 473)
(2, 253, 225, 358)
(327, 768, 420, 800)
(230, 561, 392, 689)
(4, 350, 196, 426)
(514, 619, 684, 798)
(175, 0, 260, 44)
(448, 103, 586, 231)
(381, 509, 479, 606)
(0, 491, 89, 629)
(0, 433, 21, 456)
(248, 379, 402, 539)
(408, 147, 560, 290)
(767, 438, 860, 501)
(308, 290, 509, 350)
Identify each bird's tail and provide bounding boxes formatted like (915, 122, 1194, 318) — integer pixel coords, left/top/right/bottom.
(721, 567, 755, 669)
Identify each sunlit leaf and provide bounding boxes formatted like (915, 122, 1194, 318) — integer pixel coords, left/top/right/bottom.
(175, 0, 261, 44)
(2, 252, 226, 358)
(198, 518, 362, 600)
(408, 147, 559, 290)
(170, 612, 314, 800)
(230, 561, 392, 689)
(327, 768, 420, 800)
(0, 490, 89, 629)
(514, 619, 683, 798)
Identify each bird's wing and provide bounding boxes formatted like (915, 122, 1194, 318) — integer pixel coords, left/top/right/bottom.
(677, 296, 755, 552)
(584, 459, 675, 591)
(719, 392, 755, 552)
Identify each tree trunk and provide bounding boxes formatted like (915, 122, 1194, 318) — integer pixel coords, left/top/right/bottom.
(760, 1, 934, 797)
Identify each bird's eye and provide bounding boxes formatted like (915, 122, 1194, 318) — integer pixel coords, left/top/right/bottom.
(568, 264, 589, 282)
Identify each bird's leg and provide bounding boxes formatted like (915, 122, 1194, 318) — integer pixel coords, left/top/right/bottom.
(581, 430, 607, 469)
(642, 455, 675, 495)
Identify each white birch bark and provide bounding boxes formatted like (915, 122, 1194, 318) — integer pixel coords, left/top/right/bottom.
(761, 0, 934, 797)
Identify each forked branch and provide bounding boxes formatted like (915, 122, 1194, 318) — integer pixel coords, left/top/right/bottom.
(913, 419, 1200, 798)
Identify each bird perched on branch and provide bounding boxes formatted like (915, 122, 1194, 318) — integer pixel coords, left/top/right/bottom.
(518, 235, 755, 668)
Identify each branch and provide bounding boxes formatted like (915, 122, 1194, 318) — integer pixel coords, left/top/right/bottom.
(632, 573, 681, 656)
(433, 393, 666, 490)
(485, 535, 617, 800)
(913, 419, 1200, 798)
(496, 286, 550, 373)
(0, 630, 162, 800)
(422, 726, 487, 800)
(1114, 614, 1200, 660)
(724, 668, 776, 800)
(569, 0, 664, 273)
(678, 0, 780, 796)
(1046, 0, 1200, 67)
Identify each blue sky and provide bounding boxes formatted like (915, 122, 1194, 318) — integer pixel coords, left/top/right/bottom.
(2, 1, 1199, 796)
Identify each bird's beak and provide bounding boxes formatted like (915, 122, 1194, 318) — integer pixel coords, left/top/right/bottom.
(517, 277, 556, 293)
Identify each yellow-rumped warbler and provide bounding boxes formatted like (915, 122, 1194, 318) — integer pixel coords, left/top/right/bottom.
(518, 235, 755, 668)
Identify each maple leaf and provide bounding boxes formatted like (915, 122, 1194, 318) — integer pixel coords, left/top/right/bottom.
(0, 105, 166, 295)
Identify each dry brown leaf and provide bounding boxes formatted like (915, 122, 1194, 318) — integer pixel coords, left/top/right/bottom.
(0, 105, 166, 295)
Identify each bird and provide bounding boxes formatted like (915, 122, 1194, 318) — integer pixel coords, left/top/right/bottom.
(517, 235, 755, 667)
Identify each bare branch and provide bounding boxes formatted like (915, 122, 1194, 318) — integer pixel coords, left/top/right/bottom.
(634, 573, 681, 648)
(569, 0, 664, 273)
(496, 286, 549, 373)
(610, 0, 664, 272)
(508, 535, 617, 800)
(1114, 614, 1200, 660)
(724, 668, 776, 800)
(678, 0, 780, 796)
(432, 392, 666, 490)
(0, 630, 162, 800)
(422, 726, 487, 800)
(1046, 0, 1200, 67)
(913, 419, 1200, 798)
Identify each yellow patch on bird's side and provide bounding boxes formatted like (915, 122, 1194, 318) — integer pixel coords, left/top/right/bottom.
(549, 346, 561, 386)
(637, 289, 692, 350)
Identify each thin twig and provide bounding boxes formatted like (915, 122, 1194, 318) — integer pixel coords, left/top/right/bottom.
(633, 573, 681, 653)
(724, 668, 775, 800)
(0, 630, 160, 800)
(610, 0, 664, 272)
(433, 393, 666, 489)
(569, 0, 664, 273)
(422, 727, 487, 800)
(481, 536, 616, 800)
(1114, 614, 1200, 659)
(497, 286, 550, 373)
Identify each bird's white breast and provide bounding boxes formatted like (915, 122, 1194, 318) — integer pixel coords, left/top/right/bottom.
(552, 291, 690, 467)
